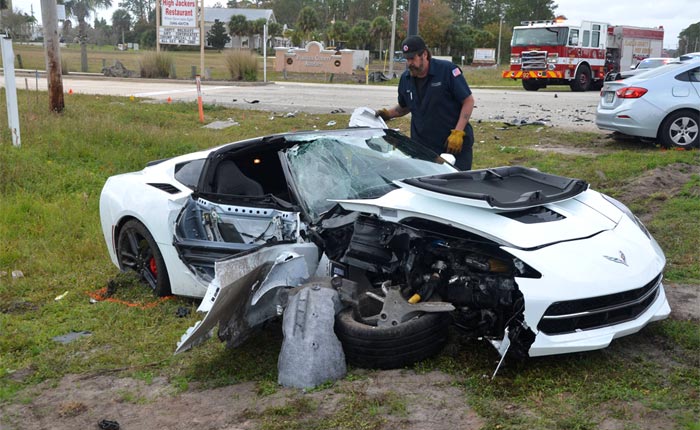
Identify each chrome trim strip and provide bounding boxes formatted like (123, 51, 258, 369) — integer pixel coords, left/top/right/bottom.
(542, 279, 660, 320)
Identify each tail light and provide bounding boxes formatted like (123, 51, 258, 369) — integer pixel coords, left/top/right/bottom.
(616, 87, 648, 98)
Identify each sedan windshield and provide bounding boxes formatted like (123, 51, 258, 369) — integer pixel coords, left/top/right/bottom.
(285, 129, 456, 220)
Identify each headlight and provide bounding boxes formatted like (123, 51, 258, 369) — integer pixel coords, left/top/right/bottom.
(602, 195, 651, 239)
(547, 53, 558, 63)
(510, 56, 521, 65)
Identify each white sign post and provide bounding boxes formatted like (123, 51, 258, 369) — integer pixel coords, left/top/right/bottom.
(1, 36, 21, 147)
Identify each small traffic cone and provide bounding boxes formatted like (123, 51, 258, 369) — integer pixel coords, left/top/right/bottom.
(68, 88, 73, 95)
(167, 97, 172, 104)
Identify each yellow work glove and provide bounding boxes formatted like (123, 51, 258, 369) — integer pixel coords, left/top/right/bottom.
(375, 108, 391, 121)
(445, 129, 465, 154)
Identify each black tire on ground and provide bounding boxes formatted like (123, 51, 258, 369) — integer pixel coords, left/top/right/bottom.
(570, 66, 591, 92)
(657, 109, 699, 149)
(335, 306, 450, 369)
(522, 79, 541, 91)
(117, 219, 172, 296)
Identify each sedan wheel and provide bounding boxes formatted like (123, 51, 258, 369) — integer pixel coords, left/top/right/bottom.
(659, 110, 699, 149)
(117, 220, 171, 296)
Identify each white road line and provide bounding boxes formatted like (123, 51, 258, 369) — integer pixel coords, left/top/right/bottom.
(134, 86, 231, 97)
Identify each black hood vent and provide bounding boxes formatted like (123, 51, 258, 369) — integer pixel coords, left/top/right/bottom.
(499, 206, 565, 224)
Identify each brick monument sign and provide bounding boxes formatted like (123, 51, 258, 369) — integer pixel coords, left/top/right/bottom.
(275, 41, 364, 75)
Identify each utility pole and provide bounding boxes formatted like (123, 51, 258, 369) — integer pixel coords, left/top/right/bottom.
(408, 0, 419, 37)
(388, 0, 397, 78)
(40, 0, 64, 113)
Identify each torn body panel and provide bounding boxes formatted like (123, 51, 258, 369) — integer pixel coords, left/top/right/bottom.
(176, 243, 318, 353)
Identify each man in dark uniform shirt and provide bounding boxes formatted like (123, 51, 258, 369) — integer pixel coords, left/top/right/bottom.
(376, 35, 476, 170)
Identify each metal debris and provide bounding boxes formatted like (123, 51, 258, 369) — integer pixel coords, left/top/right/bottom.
(204, 119, 240, 129)
(52, 331, 92, 344)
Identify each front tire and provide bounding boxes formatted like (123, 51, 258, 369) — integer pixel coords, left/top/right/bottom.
(658, 110, 699, 149)
(570, 66, 591, 92)
(117, 219, 171, 297)
(522, 79, 541, 91)
(335, 296, 449, 369)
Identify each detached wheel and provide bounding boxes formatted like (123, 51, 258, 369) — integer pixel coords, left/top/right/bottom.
(117, 219, 171, 296)
(658, 109, 699, 149)
(570, 66, 591, 91)
(335, 296, 449, 369)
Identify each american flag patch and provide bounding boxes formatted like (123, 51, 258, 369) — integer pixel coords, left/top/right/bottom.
(452, 68, 461, 77)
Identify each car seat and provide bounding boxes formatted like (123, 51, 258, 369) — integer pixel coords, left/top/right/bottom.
(214, 159, 264, 196)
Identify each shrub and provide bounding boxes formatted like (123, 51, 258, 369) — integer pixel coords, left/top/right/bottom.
(139, 52, 173, 78)
(61, 58, 70, 74)
(225, 49, 257, 81)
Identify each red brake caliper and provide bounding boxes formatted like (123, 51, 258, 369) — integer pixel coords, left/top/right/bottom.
(149, 258, 158, 277)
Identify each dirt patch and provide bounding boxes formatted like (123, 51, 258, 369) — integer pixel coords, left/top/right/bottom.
(615, 163, 700, 223)
(2, 292, 696, 430)
(0, 370, 482, 430)
(664, 283, 699, 321)
(530, 144, 607, 157)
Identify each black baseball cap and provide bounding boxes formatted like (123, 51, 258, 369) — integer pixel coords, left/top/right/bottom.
(401, 35, 426, 58)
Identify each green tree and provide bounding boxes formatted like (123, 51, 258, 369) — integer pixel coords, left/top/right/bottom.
(64, 0, 113, 72)
(117, 0, 152, 23)
(3, 9, 37, 40)
(207, 19, 230, 51)
(503, 0, 556, 29)
(133, 17, 155, 48)
(370, 16, 391, 59)
(228, 14, 249, 48)
(273, 0, 303, 26)
(327, 20, 350, 47)
(296, 6, 319, 43)
(679, 21, 700, 54)
(348, 21, 371, 49)
(111, 8, 131, 43)
(250, 18, 267, 51)
(267, 21, 282, 39)
(417, 0, 454, 53)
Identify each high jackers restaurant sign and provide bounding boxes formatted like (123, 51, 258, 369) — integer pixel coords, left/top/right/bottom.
(162, 0, 197, 27)
(159, 0, 200, 46)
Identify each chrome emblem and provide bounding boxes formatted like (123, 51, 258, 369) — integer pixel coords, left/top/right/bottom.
(604, 251, 628, 266)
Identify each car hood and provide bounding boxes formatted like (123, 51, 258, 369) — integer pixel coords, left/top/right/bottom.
(333, 186, 621, 249)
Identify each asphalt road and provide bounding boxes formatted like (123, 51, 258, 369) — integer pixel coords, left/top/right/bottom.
(5, 73, 603, 132)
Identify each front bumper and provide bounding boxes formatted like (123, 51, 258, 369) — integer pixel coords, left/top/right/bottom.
(527, 283, 670, 356)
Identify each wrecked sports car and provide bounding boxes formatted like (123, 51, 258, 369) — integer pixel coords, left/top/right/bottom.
(99, 126, 670, 368)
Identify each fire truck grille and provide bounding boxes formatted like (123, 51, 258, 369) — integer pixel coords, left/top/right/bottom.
(521, 51, 547, 71)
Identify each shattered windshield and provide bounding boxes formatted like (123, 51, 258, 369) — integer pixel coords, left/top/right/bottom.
(285, 129, 456, 220)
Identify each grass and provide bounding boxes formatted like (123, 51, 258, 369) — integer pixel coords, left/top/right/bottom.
(0, 89, 698, 429)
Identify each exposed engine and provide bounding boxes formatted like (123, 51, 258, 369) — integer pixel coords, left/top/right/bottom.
(320, 212, 537, 357)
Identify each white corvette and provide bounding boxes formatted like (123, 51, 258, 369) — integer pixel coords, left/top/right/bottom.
(99, 126, 669, 367)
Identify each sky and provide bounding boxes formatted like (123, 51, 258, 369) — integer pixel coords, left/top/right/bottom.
(10, 0, 697, 50)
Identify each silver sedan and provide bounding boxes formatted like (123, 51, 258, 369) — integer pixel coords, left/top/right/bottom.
(596, 60, 700, 149)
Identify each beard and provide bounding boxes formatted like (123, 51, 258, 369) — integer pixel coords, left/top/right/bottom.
(408, 64, 423, 77)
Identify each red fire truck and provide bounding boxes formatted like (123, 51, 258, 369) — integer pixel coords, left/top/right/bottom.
(502, 19, 664, 91)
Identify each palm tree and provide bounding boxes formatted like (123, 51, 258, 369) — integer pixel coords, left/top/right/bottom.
(228, 14, 249, 49)
(64, 0, 113, 72)
(296, 6, 319, 45)
(370, 16, 391, 62)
